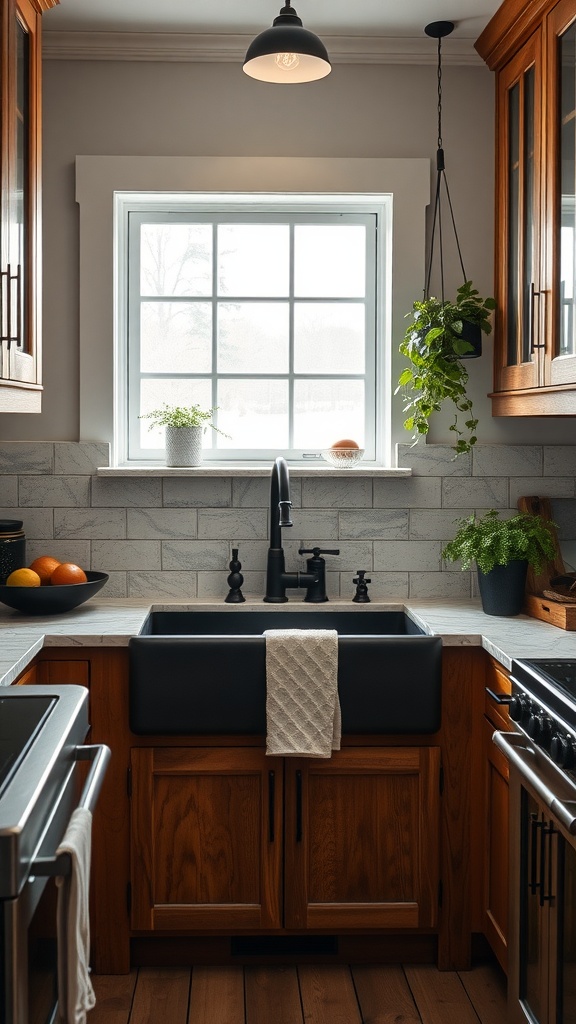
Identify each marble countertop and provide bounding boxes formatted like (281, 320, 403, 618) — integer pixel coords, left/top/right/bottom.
(1, 596, 576, 687)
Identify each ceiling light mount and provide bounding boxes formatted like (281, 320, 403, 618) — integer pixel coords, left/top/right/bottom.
(243, 0, 331, 84)
(424, 21, 455, 40)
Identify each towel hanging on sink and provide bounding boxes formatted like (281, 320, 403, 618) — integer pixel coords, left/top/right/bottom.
(264, 628, 341, 758)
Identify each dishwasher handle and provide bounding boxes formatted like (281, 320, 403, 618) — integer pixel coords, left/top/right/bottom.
(32, 743, 111, 878)
(493, 731, 576, 835)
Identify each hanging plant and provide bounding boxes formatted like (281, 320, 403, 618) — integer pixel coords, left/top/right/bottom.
(395, 22, 497, 457)
(396, 281, 496, 456)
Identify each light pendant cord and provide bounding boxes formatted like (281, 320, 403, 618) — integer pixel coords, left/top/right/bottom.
(424, 28, 467, 301)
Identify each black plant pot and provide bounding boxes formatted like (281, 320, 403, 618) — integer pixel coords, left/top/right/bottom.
(477, 559, 528, 616)
(459, 320, 482, 359)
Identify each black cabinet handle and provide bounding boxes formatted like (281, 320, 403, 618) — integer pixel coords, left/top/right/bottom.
(268, 770, 275, 843)
(3, 264, 12, 347)
(485, 688, 513, 704)
(15, 264, 21, 349)
(540, 822, 555, 906)
(529, 282, 545, 353)
(296, 770, 303, 842)
(530, 814, 543, 895)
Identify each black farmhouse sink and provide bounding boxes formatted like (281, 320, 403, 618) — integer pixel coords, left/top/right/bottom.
(129, 609, 442, 737)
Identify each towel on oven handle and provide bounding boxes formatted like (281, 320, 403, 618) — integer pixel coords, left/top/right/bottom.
(55, 806, 96, 1024)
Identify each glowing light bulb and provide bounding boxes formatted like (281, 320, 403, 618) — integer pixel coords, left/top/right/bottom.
(275, 52, 300, 71)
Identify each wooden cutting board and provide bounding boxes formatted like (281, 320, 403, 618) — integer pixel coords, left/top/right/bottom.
(517, 495, 576, 629)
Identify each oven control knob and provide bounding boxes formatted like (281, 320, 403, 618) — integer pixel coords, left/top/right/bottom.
(509, 694, 529, 722)
(550, 733, 575, 769)
(527, 711, 552, 743)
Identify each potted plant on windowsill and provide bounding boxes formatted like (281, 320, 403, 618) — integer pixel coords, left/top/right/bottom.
(140, 403, 229, 467)
(442, 509, 557, 616)
(396, 281, 496, 457)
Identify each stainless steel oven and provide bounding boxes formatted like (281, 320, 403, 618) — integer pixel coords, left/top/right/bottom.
(0, 686, 110, 1024)
(493, 659, 576, 1024)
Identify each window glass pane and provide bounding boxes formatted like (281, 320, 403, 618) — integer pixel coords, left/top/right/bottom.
(560, 23, 576, 358)
(218, 225, 289, 296)
(140, 224, 212, 296)
(216, 379, 289, 448)
(217, 302, 289, 373)
(295, 225, 366, 297)
(140, 302, 212, 373)
(293, 380, 365, 448)
(139, 378, 212, 448)
(507, 82, 521, 366)
(294, 303, 365, 373)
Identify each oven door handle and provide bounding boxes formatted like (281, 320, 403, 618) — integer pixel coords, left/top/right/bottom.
(31, 743, 111, 878)
(493, 731, 576, 835)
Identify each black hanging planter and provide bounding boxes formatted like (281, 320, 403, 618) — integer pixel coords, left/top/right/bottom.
(477, 559, 528, 616)
(459, 320, 482, 359)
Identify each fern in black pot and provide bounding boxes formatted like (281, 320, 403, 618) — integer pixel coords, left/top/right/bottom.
(442, 509, 557, 616)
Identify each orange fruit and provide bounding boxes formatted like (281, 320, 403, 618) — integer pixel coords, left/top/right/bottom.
(50, 562, 88, 586)
(6, 567, 41, 587)
(29, 555, 61, 586)
(331, 439, 360, 449)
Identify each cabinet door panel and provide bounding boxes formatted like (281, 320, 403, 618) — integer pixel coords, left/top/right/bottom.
(483, 716, 509, 971)
(495, 32, 543, 393)
(130, 747, 283, 932)
(546, 0, 576, 386)
(285, 747, 440, 930)
(2, 0, 40, 386)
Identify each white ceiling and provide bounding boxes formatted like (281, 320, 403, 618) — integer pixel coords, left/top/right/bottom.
(43, 0, 500, 42)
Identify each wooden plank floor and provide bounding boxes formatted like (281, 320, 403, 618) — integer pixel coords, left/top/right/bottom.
(89, 961, 508, 1023)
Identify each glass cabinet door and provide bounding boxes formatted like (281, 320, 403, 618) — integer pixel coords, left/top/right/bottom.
(496, 32, 542, 393)
(7, 0, 38, 385)
(548, 0, 576, 386)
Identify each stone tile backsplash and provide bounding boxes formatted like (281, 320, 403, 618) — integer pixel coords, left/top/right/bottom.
(0, 440, 574, 600)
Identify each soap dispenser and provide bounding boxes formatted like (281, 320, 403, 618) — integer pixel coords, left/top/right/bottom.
(298, 547, 340, 602)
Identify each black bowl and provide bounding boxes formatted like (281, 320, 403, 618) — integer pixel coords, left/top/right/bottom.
(0, 571, 109, 615)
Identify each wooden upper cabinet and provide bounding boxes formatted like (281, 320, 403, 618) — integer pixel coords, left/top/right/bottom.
(0, 0, 56, 412)
(477, 0, 576, 415)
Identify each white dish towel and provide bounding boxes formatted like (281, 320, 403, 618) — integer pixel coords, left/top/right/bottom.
(265, 628, 341, 758)
(55, 806, 96, 1024)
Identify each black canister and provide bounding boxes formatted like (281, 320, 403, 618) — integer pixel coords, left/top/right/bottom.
(0, 520, 26, 584)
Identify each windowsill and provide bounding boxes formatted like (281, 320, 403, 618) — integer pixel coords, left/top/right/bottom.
(96, 464, 412, 478)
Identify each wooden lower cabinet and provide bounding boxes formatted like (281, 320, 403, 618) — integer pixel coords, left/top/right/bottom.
(482, 660, 513, 972)
(483, 716, 509, 971)
(129, 744, 441, 935)
(130, 746, 283, 931)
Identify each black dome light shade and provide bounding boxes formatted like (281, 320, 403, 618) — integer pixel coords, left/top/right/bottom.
(243, 2, 331, 84)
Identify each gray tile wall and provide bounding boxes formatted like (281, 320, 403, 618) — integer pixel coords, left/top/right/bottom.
(0, 441, 574, 601)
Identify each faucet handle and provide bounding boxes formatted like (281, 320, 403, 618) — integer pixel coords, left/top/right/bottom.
(298, 547, 340, 557)
(352, 570, 371, 604)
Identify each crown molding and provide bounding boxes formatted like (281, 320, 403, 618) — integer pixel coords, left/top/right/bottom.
(42, 31, 483, 66)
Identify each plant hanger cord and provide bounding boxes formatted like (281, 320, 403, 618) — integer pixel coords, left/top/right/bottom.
(424, 25, 467, 302)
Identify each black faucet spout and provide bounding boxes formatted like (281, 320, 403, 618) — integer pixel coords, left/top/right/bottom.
(264, 456, 318, 603)
(269, 457, 292, 550)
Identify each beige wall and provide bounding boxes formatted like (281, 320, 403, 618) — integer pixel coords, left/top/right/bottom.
(0, 57, 568, 446)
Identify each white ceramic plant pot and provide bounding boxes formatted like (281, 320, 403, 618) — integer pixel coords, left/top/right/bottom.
(165, 425, 203, 467)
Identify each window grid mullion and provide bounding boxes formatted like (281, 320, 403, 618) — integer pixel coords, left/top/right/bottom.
(288, 222, 295, 449)
(211, 222, 218, 449)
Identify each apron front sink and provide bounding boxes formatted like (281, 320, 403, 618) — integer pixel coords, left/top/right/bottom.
(129, 610, 441, 737)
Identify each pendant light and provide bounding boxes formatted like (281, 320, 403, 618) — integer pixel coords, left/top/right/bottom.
(424, 21, 481, 355)
(243, 1, 331, 84)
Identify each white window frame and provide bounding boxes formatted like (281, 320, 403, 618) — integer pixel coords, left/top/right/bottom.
(119, 195, 382, 465)
(76, 157, 430, 469)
